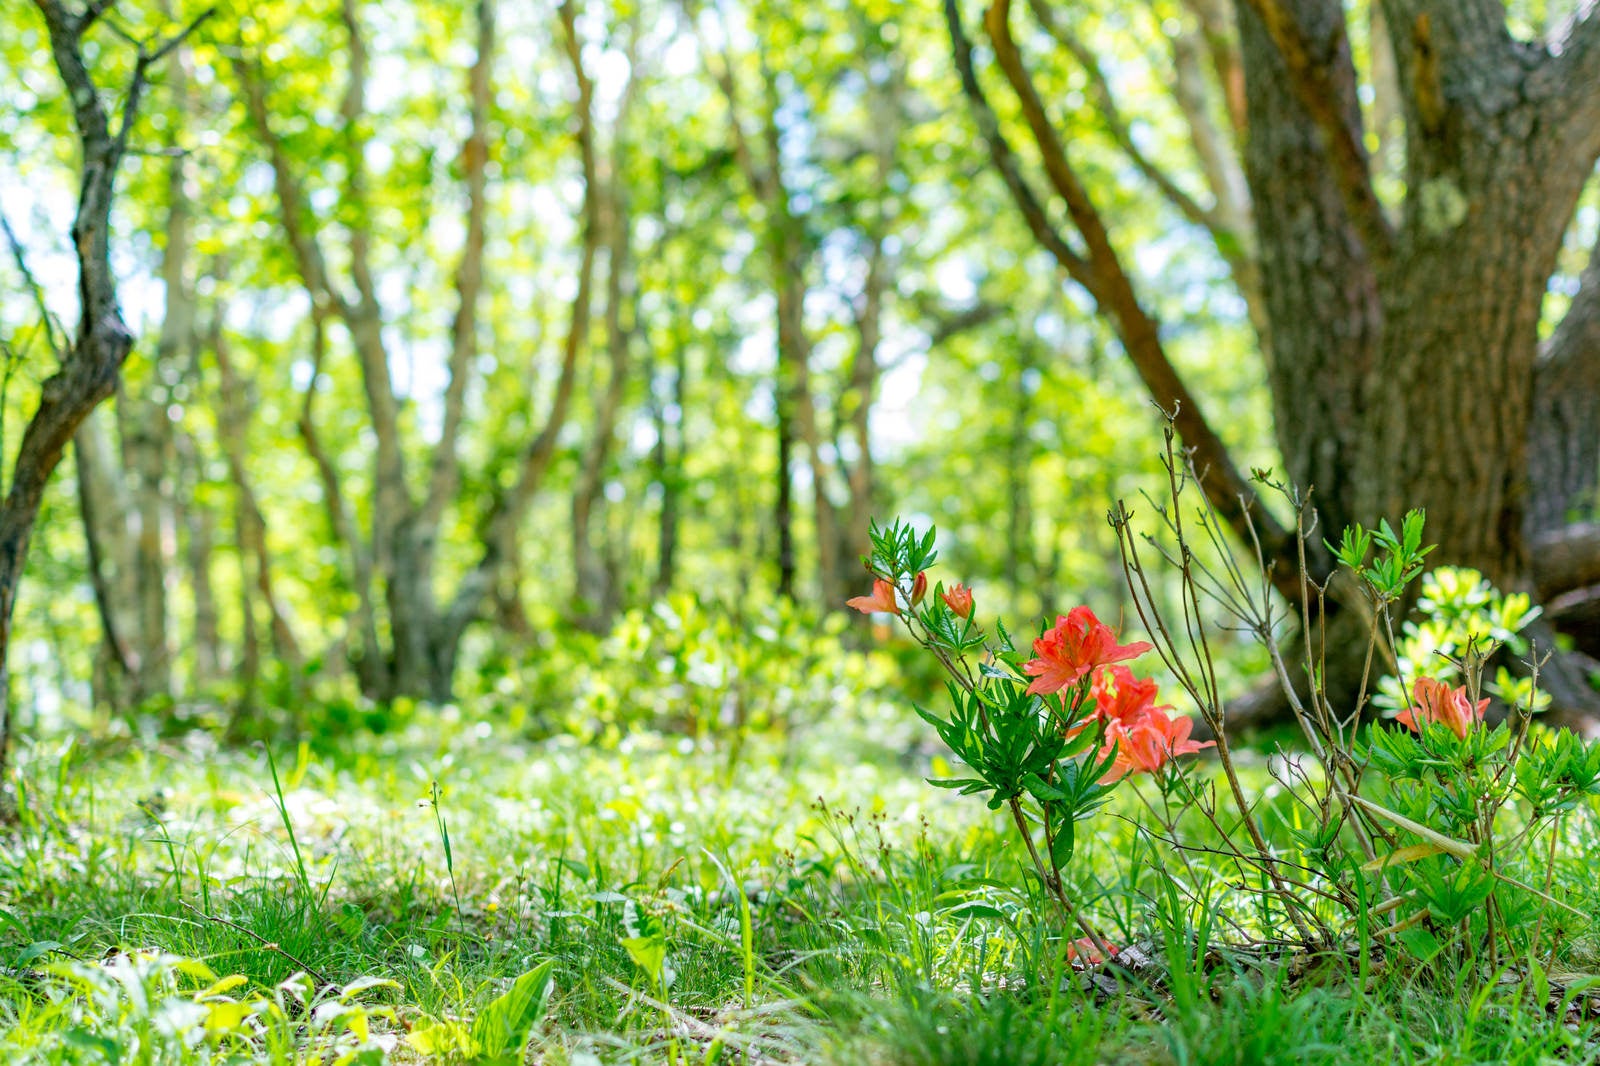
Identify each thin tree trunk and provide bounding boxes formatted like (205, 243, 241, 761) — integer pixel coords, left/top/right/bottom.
(839, 46, 902, 593)
(122, 42, 197, 701)
(2, 1, 196, 792)
(651, 338, 686, 598)
(235, 0, 501, 701)
(177, 425, 220, 682)
(1006, 346, 1037, 588)
(434, 0, 599, 664)
(209, 323, 304, 721)
(774, 269, 819, 602)
(574, 63, 637, 630)
(73, 417, 137, 687)
(291, 311, 387, 696)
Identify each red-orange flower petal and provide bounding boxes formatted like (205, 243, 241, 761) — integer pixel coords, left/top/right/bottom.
(1023, 607, 1153, 696)
(1091, 665, 1163, 730)
(1399, 677, 1488, 739)
(1099, 707, 1214, 781)
(846, 577, 900, 615)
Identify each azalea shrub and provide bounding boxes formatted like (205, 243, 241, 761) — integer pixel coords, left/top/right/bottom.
(847, 519, 1214, 955)
(852, 462, 1600, 972)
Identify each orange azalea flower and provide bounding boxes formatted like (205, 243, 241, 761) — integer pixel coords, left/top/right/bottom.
(1091, 666, 1164, 731)
(1062, 666, 1163, 740)
(1101, 709, 1213, 781)
(911, 571, 929, 606)
(1397, 676, 1488, 740)
(942, 583, 974, 619)
(846, 578, 901, 615)
(1023, 607, 1153, 696)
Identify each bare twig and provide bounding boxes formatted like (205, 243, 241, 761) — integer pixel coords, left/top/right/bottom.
(178, 901, 334, 986)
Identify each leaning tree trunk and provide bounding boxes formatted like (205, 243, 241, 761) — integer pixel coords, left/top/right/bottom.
(0, 0, 206, 795)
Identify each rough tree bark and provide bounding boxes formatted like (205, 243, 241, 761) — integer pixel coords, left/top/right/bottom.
(946, 0, 1600, 727)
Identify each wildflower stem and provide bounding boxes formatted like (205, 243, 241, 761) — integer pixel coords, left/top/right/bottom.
(1007, 797, 1115, 961)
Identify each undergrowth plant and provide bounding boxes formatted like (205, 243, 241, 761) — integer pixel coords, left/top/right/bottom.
(851, 423, 1600, 980)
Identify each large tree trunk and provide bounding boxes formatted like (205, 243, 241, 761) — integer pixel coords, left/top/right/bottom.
(1240, 0, 1592, 592)
(1235, 0, 1376, 580)
(949, 0, 1600, 727)
(1224, 0, 1600, 726)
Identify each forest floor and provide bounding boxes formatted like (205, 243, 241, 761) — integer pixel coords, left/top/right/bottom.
(2, 710, 1599, 1064)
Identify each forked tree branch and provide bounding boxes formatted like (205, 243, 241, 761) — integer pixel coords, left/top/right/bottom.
(2, 0, 211, 790)
(440, 0, 598, 643)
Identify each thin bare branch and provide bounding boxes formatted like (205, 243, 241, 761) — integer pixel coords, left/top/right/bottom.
(1026, 0, 1219, 234)
(0, 211, 66, 357)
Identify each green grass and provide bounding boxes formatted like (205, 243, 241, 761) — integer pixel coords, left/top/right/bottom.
(2, 714, 1598, 1064)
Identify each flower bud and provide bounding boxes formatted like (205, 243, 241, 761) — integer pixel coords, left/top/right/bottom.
(910, 570, 928, 606)
(942, 583, 973, 619)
